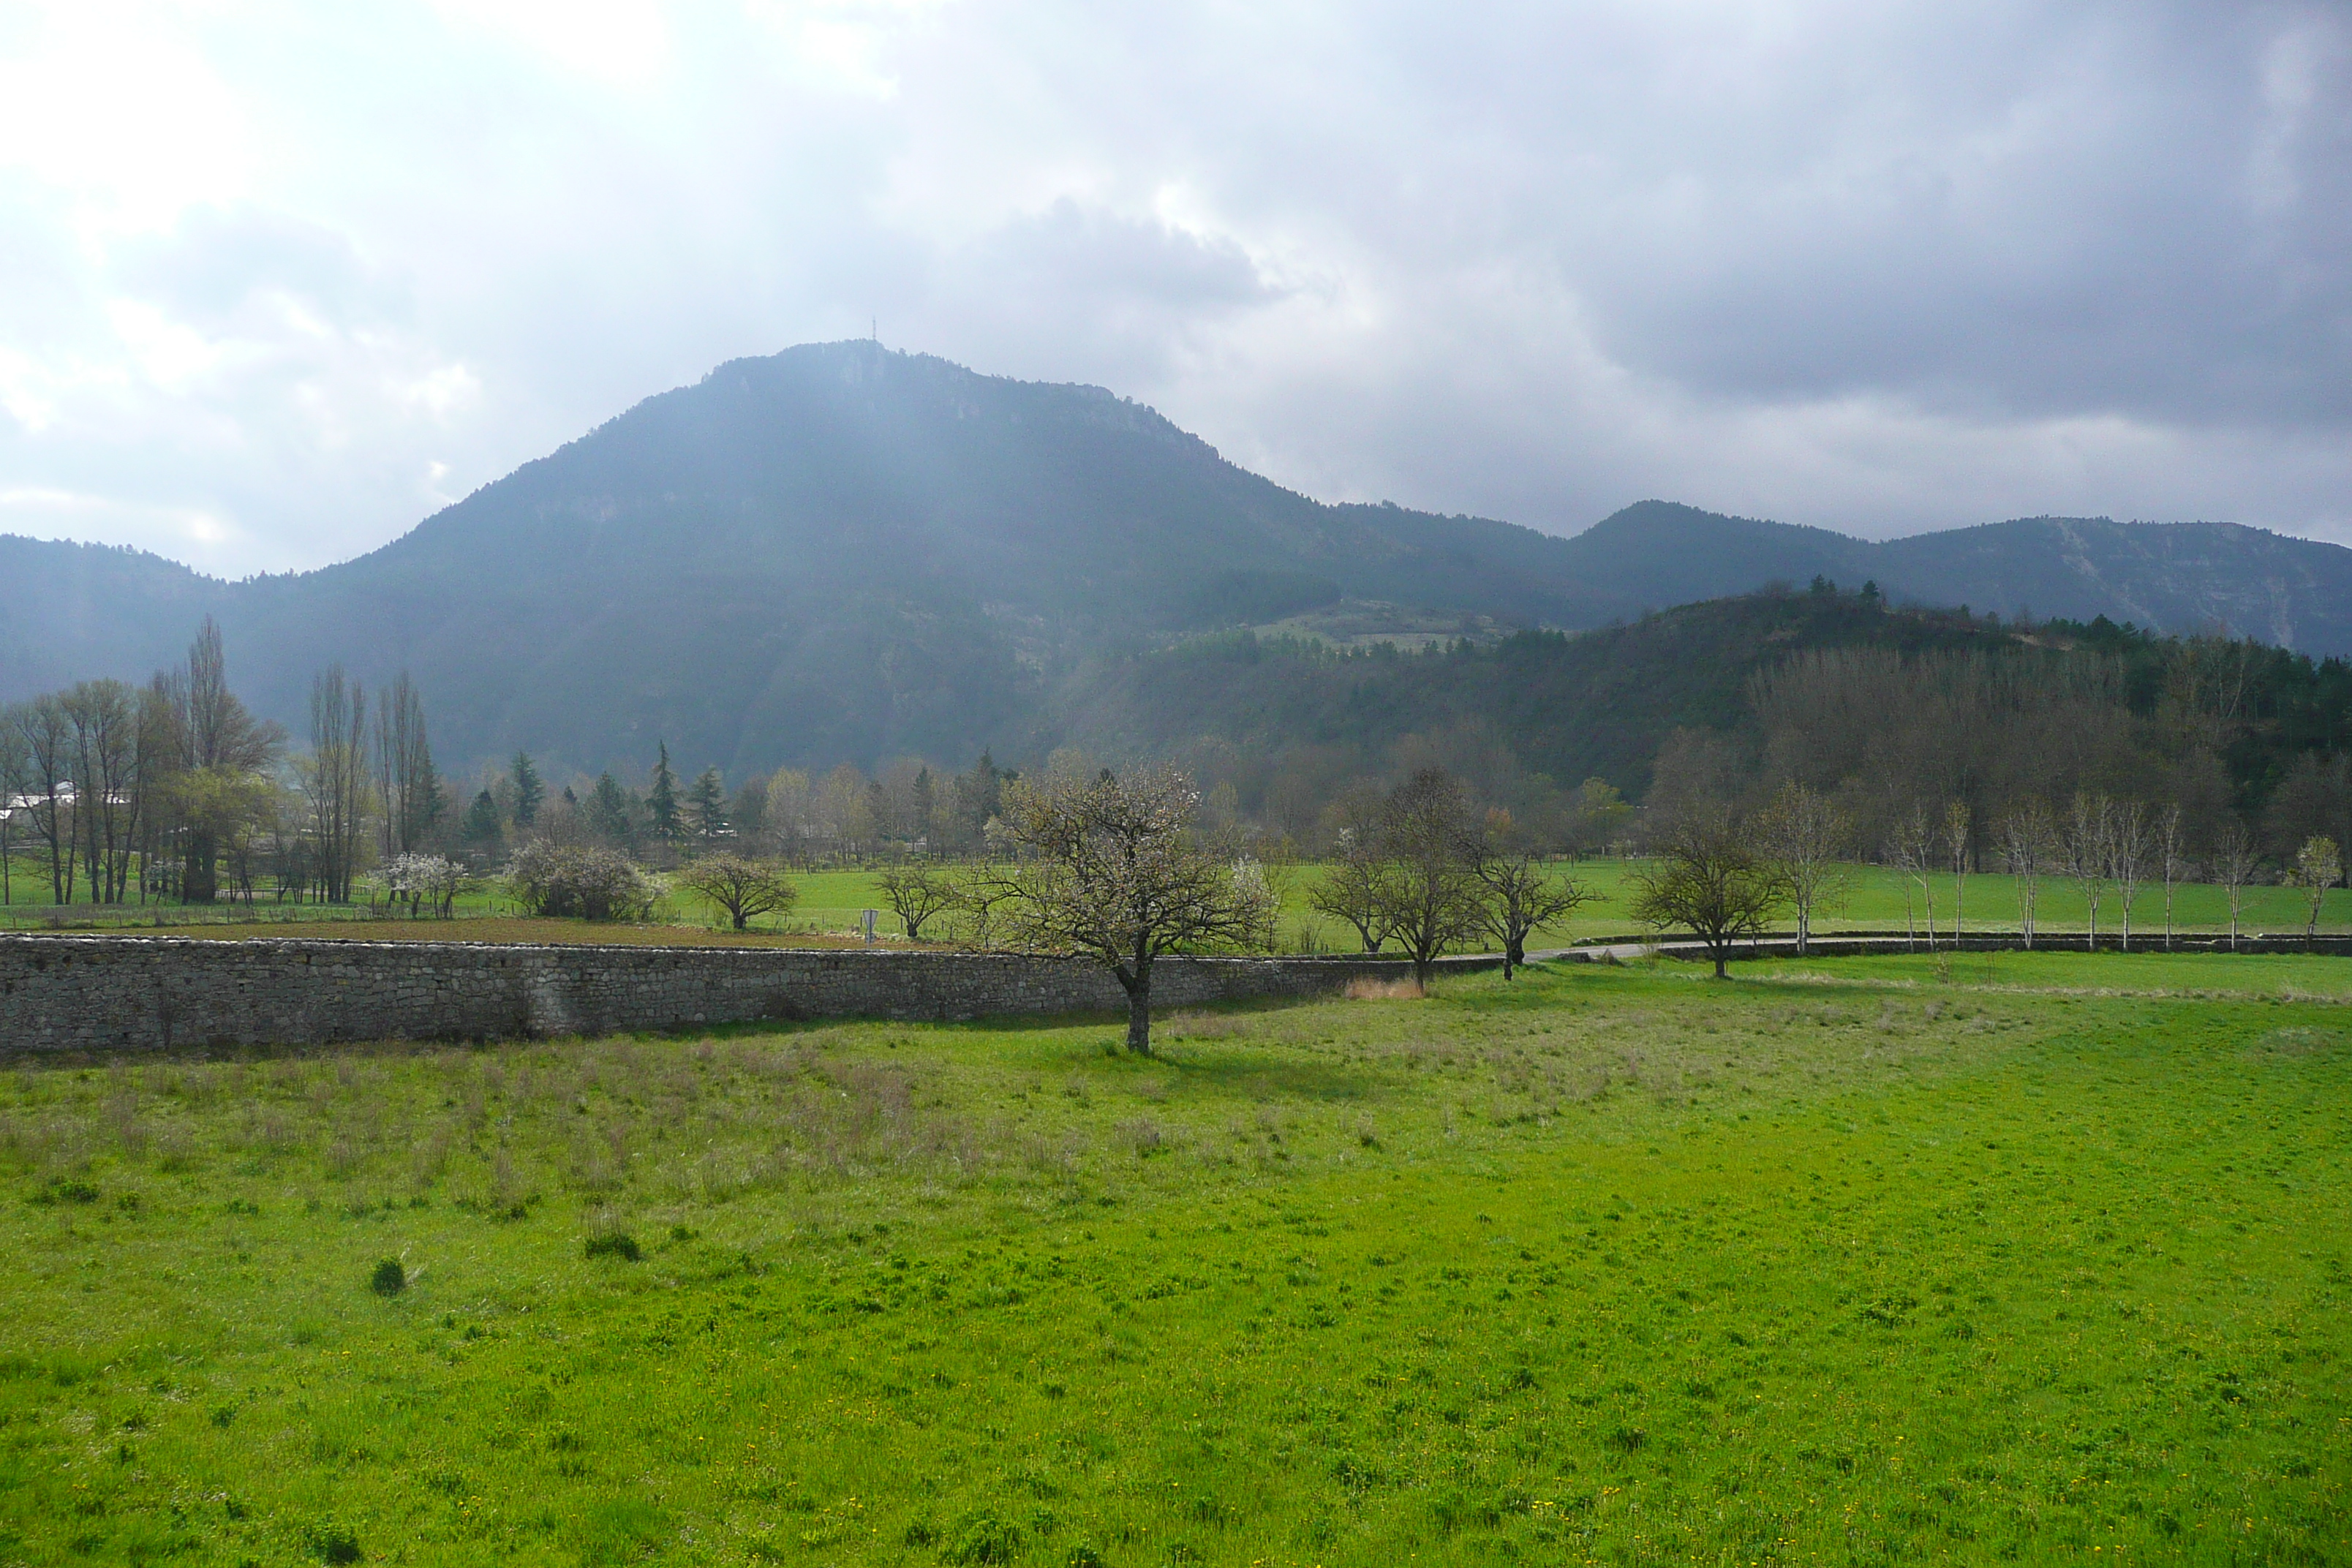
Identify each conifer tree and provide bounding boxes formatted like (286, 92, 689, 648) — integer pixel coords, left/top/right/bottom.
(461, 789, 502, 855)
(647, 742, 680, 843)
(586, 772, 634, 848)
(510, 752, 544, 827)
(687, 767, 728, 848)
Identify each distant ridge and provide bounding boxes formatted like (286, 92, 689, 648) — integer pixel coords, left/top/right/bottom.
(4, 341, 2349, 776)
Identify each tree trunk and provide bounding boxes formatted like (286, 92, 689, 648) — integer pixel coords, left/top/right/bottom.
(1123, 954, 1153, 1055)
(185, 831, 219, 905)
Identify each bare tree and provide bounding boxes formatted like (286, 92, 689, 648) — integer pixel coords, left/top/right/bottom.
(1365, 768, 1490, 988)
(157, 619, 283, 903)
(1888, 805, 1940, 951)
(2057, 792, 2112, 949)
(949, 864, 1020, 950)
(876, 861, 958, 940)
(62, 680, 147, 905)
(8, 696, 78, 904)
(992, 767, 1276, 1055)
(2291, 835, 2341, 951)
(2215, 821, 2261, 950)
(762, 768, 814, 864)
(873, 757, 932, 843)
(2108, 800, 2152, 952)
(813, 763, 877, 862)
(304, 668, 370, 902)
(0, 715, 24, 908)
(1476, 851, 1591, 979)
(2157, 804, 2185, 950)
(373, 673, 438, 858)
(1754, 781, 1850, 955)
(1943, 801, 1971, 946)
(1999, 799, 2054, 949)
(1308, 828, 1398, 954)
(1629, 809, 1787, 978)
(676, 853, 798, 930)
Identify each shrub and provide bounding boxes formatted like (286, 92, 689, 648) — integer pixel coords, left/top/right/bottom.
(369, 1257, 406, 1296)
(34, 1180, 100, 1206)
(584, 1231, 643, 1262)
(505, 843, 657, 921)
(943, 1510, 1022, 1565)
(306, 1523, 362, 1564)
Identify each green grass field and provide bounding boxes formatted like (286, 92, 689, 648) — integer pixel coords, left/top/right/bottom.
(3, 953, 2347, 1564)
(8, 853, 2348, 950)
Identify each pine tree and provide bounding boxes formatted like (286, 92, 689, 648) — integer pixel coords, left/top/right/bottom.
(461, 789, 502, 852)
(647, 742, 680, 842)
(587, 772, 633, 848)
(687, 767, 728, 847)
(511, 752, 544, 826)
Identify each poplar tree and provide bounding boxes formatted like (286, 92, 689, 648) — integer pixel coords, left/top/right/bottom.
(374, 674, 438, 857)
(303, 668, 369, 902)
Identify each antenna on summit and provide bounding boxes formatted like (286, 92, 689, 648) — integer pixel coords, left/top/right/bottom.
(871, 317, 878, 343)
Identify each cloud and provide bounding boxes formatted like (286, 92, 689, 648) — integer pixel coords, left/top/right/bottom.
(1, 0, 2350, 574)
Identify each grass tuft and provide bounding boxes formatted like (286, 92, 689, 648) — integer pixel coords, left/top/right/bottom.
(583, 1229, 643, 1262)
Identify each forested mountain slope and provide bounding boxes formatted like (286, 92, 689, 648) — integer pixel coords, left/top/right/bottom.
(1044, 589, 2014, 802)
(5, 340, 2351, 780)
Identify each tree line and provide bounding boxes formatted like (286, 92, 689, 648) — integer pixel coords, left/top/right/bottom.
(0, 621, 453, 911)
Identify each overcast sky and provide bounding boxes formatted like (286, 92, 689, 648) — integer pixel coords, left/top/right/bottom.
(3, 1, 2348, 577)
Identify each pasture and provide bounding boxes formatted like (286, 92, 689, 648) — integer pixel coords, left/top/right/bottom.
(1, 952, 2347, 1564)
(5, 853, 2348, 951)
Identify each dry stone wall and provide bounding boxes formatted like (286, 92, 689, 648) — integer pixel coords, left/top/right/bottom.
(0, 936, 1476, 1055)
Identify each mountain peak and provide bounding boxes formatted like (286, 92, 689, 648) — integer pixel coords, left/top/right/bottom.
(7, 347, 2352, 778)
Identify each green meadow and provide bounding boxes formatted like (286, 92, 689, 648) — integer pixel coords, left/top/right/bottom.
(7, 854, 2348, 949)
(3, 953, 2348, 1564)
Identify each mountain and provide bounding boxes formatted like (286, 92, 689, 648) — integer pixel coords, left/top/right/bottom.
(4, 340, 2351, 780)
(1537, 502, 2352, 649)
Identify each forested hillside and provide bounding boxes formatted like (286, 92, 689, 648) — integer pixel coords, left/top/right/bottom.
(1040, 584, 2352, 862)
(8, 342, 2352, 785)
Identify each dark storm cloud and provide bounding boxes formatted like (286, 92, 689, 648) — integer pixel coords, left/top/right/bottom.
(2, 0, 2348, 573)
